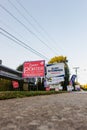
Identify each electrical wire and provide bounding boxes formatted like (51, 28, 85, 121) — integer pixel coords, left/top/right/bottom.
(8, 0, 59, 54)
(0, 27, 49, 60)
(15, 0, 65, 52)
(0, 19, 48, 57)
(0, 4, 58, 55)
(8, 0, 41, 35)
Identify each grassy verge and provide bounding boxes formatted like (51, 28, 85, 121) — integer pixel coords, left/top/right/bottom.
(0, 91, 67, 100)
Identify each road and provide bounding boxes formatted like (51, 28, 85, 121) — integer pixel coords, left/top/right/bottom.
(0, 92, 87, 130)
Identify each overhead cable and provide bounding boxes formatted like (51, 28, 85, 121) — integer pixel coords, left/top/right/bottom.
(8, 0, 58, 54)
(0, 27, 49, 60)
(16, 0, 64, 52)
(8, 0, 41, 35)
(0, 4, 58, 55)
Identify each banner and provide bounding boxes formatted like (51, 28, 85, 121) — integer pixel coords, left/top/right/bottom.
(70, 75, 76, 85)
(46, 76, 64, 85)
(46, 63, 65, 78)
(22, 60, 45, 77)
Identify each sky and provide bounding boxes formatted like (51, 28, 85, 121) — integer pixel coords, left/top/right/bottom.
(0, 0, 87, 84)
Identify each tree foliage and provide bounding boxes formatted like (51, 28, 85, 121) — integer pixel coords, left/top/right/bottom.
(0, 79, 12, 91)
(81, 84, 87, 90)
(48, 55, 68, 64)
(16, 64, 23, 71)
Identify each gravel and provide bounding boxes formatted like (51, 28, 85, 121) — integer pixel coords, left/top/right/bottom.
(0, 92, 87, 130)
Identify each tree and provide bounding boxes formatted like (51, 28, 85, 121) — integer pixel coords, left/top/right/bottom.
(48, 55, 68, 64)
(81, 84, 87, 90)
(0, 78, 12, 91)
(48, 55, 70, 90)
(16, 64, 23, 91)
(16, 64, 23, 71)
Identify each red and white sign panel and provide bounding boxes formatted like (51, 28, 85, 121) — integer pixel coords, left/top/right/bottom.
(12, 81, 19, 88)
(22, 60, 45, 77)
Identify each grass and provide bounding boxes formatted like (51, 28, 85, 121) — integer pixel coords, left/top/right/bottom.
(0, 90, 67, 100)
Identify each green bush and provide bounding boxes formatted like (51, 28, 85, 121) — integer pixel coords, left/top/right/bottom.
(0, 79, 12, 91)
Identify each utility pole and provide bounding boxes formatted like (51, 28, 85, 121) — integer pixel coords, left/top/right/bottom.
(0, 60, 2, 64)
(73, 67, 79, 82)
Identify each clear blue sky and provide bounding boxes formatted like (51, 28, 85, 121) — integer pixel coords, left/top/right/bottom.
(0, 0, 87, 84)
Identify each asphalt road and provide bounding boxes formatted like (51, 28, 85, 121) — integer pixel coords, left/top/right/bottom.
(0, 92, 87, 130)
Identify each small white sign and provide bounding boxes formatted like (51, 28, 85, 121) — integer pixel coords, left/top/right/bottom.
(46, 76, 64, 85)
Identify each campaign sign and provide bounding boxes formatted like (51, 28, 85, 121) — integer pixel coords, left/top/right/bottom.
(46, 63, 65, 78)
(46, 76, 64, 85)
(23, 60, 45, 77)
(12, 81, 19, 89)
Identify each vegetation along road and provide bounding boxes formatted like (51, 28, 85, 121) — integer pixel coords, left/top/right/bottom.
(0, 92, 87, 130)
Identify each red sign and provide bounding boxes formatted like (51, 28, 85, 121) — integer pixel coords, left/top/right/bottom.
(22, 60, 45, 77)
(46, 87, 50, 91)
(12, 81, 19, 88)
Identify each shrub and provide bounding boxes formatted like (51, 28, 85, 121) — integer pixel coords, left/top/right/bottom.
(0, 91, 66, 100)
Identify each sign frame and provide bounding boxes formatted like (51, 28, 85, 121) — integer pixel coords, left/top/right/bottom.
(22, 60, 45, 78)
(46, 63, 65, 78)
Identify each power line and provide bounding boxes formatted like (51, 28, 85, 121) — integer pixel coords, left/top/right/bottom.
(16, 0, 65, 53)
(8, 0, 42, 35)
(0, 18, 32, 45)
(0, 19, 48, 58)
(15, 0, 47, 34)
(0, 4, 58, 55)
(0, 27, 49, 60)
(8, 0, 59, 55)
(0, 31, 48, 60)
(0, 29, 49, 60)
